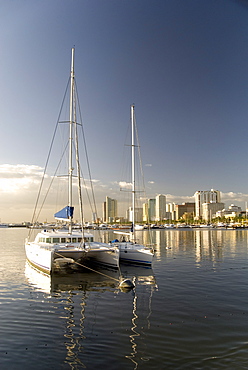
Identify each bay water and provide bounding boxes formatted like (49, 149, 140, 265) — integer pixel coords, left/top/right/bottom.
(1, 227, 248, 369)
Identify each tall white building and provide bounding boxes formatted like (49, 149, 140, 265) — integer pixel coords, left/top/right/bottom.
(166, 202, 176, 220)
(143, 203, 148, 222)
(155, 194, 166, 222)
(148, 199, 156, 222)
(194, 189, 221, 220)
(127, 206, 143, 223)
(202, 202, 225, 221)
(103, 196, 117, 223)
(143, 199, 156, 222)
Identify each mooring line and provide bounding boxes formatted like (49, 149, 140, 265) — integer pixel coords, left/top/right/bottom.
(54, 251, 121, 282)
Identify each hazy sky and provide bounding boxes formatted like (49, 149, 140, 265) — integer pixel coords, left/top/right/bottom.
(1, 0, 248, 222)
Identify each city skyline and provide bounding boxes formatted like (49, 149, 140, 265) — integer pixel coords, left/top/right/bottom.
(1, 1, 248, 222)
(100, 189, 245, 224)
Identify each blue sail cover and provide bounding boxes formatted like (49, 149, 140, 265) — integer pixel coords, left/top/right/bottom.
(54, 206, 74, 221)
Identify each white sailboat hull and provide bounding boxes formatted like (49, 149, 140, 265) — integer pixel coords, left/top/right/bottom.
(85, 242, 120, 268)
(114, 242, 153, 265)
(25, 242, 54, 274)
(25, 242, 119, 274)
(25, 233, 119, 274)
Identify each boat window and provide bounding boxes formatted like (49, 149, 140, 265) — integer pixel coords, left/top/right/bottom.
(66, 238, 71, 243)
(72, 238, 77, 243)
(61, 238, 66, 243)
(53, 238, 60, 243)
(84, 237, 93, 242)
(46, 238, 51, 243)
(78, 237, 82, 243)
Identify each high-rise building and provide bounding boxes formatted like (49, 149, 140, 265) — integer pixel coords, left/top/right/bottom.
(194, 189, 221, 220)
(148, 199, 156, 222)
(103, 196, 117, 223)
(202, 202, 225, 221)
(142, 199, 156, 222)
(166, 202, 176, 220)
(175, 203, 195, 220)
(143, 203, 148, 222)
(155, 194, 166, 221)
(127, 206, 143, 223)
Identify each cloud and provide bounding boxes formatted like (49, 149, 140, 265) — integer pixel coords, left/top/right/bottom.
(165, 194, 195, 203)
(148, 181, 155, 184)
(221, 191, 248, 204)
(145, 164, 152, 167)
(119, 181, 132, 189)
(0, 164, 44, 193)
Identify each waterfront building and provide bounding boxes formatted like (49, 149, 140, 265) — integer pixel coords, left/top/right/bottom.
(148, 198, 156, 222)
(155, 194, 166, 222)
(143, 203, 148, 222)
(166, 202, 176, 220)
(175, 203, 195, 220)
(165, 211, 172, 220)
(127, 206, 143, 223)
(103, 196, 117, 223)
(202, 202, 225, 221)
(142, 199, 156, 222)
(194, 189, 221, 220)
(215, 204, 242, 219)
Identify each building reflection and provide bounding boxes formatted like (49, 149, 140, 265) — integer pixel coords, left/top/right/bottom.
(112, 228, 248, 267)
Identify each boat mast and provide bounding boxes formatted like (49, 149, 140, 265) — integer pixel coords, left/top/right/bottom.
(131, 104, 136, 240)
(68, 47, 75, 234)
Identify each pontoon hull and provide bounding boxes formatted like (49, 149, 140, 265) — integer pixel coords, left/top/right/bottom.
(85, 243, 120, 268)
(115, 242, 153, 265)
(25, 242, 119, 275)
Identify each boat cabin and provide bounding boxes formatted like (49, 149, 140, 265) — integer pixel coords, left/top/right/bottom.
(34, 231, 94, 244)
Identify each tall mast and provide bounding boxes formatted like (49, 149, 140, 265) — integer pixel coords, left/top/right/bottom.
(131, 104, 135, 239)
(68, 47, 75, 234)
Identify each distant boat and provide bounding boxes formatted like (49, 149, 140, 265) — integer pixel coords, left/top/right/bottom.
(134, 224, 145, 231)
(112, 105, 154, 266)
(0, 223, 8, 228)
(25, 48, 119, 274)
(164, 224, 175, 229)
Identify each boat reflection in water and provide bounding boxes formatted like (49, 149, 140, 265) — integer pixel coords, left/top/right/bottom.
(25, 261, 120, 294)
(119, 264, 158, 368)
(25, 262, 157, 368)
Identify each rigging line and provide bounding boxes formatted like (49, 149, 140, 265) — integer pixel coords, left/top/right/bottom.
(134, 112, 153, 248)
(70, 138, 96, 228)
(54, 251, 120, 282)
(75, 80, 102, 240)
(32, 142, 69, 228)
(28, 78, 71, 239)
(119, 122, 132, 218)
(74, 103, 84, 233)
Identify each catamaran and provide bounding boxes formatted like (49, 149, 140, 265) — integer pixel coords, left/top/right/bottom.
(25, 48, 119, 274)
(111, 105, 154, 265)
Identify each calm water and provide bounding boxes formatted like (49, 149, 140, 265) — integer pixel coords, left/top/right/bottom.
(1, 228, 248, 369)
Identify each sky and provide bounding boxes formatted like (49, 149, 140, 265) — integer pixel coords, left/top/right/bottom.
(1, 0, 248, 222)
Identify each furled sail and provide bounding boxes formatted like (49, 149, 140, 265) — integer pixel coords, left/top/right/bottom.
(54, 206, 74, 221)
